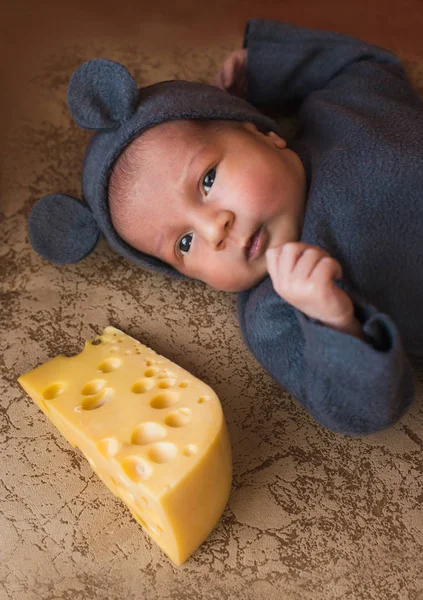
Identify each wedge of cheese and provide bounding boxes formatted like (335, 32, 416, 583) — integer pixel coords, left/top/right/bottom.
(18, 326, 232, 565)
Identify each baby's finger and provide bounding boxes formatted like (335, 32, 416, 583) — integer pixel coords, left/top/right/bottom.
(310, 256, 343, 284)
(278, 242, 315, 276)
(221, 55, 237, 90)
(215, 64, 229, 89)
(292, 247, 325, 280)
(215, 69, 224, 89)
(265, 244, 284, 277)
(234, 53, 245, 78)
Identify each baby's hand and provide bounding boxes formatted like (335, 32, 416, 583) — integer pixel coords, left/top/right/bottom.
(215, 49, 247, 98)
(266, 243, 358, 333)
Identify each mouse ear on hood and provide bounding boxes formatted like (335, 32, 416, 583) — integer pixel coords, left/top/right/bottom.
(28, 193, 100, 264)
(67, 58, 139, 130)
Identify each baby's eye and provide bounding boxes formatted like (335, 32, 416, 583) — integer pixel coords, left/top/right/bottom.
(178, 232, 194, 256)
(202, 168, 216, 195)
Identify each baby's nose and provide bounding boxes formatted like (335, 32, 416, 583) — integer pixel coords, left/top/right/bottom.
(199, 210, 235, 250)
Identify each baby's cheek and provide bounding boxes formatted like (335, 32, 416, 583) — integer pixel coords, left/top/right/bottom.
(240, 174, 281, 215)
(203, 265, 235, 291)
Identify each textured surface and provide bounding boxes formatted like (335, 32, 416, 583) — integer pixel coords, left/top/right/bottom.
(2, 15, 423, 600)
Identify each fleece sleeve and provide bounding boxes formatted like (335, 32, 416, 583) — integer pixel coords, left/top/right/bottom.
(238, 280, 415, 436)
(243, 18, 407, 113)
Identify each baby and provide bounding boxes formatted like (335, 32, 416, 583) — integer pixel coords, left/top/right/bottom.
(29, 19, 423, 435)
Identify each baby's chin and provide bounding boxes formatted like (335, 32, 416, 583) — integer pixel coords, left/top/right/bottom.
(203, 269, 268, 293)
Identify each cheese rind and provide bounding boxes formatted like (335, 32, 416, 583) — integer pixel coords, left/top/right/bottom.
(18, 326, 232, 565)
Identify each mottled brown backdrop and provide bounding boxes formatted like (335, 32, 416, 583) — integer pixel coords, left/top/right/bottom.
(1, 2, 423, 599)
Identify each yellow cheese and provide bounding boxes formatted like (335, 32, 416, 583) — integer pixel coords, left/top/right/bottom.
(17, 326, 232, 565)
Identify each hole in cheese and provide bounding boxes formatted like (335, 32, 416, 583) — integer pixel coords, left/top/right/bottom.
(149, 523, 163, 535)
(81, 388, 114, 410)
(42, 382, 67, 400)
(150, 392, 179, 409)
(165, 408, 192, 428)
(122, 456, 153, 481)
(157, 378, 176, 389)
(144, 368, 159, 378)
(198, 396, 210, 404)
(117, 484, 135, 504)
(97, 437, 120, 457)
(179, 381, 189, 388)
(158, 370, 174, 379)
(98, 358, 122, 373)
(134, 513, 148, 528)
(183, 444, 198, 457)
(148, 442, 178, 464)
(81, 379, 107, 395)
(132, 379, 155, 394)
(39, 399, 50, 414)
(131, 422, 167, 445)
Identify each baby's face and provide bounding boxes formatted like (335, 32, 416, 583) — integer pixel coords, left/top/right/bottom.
(110, 120, 306, 292)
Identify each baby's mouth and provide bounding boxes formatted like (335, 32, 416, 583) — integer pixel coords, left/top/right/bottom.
(245, 226, 268, 261)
